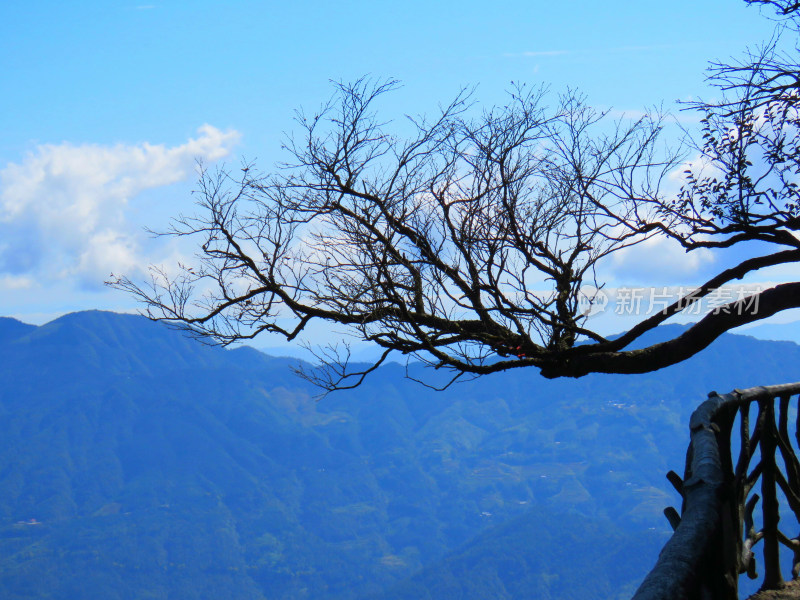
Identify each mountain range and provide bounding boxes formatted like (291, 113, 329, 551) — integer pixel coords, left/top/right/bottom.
(1, 310, 798, 599)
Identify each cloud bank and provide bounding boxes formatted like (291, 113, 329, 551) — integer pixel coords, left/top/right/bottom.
(0, 125, 240, 290)
(608, 235, 716, 284)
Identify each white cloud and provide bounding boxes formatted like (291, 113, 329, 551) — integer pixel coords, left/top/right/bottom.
(505, 50, 570, 58)
(608, 235, 715, 284)
(0, 274, 35, 290)
(0, 125, 240, 289)
(504, 44, 685, 60)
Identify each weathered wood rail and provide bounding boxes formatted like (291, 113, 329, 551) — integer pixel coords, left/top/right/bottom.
(633, 383, 800, 600)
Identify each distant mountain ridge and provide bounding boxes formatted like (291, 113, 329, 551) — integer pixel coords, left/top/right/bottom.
(0, 316, 36, 344)
(0, 310, 797, 599)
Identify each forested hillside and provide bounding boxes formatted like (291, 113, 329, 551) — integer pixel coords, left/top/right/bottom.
(0, 311, 797, 599)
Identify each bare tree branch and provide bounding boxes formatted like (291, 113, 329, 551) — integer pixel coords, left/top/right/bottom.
(109, 38, 800, 391)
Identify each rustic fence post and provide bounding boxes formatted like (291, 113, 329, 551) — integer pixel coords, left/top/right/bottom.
(632, 383, 800, 600)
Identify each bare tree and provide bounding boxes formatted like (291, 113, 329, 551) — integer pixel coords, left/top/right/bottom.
(746, 0, 800, 16)
(110, 4, 800, 392)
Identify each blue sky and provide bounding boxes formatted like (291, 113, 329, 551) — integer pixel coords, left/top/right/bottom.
(2, 0, 798, 349)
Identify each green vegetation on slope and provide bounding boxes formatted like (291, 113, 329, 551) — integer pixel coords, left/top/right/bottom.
(0, 311, 796, 599)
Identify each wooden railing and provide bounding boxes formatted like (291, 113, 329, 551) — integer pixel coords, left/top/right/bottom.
(633, 383, 800, 600)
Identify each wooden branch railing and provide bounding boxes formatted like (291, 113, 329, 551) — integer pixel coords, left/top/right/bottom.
(633, 382, 800, 600)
